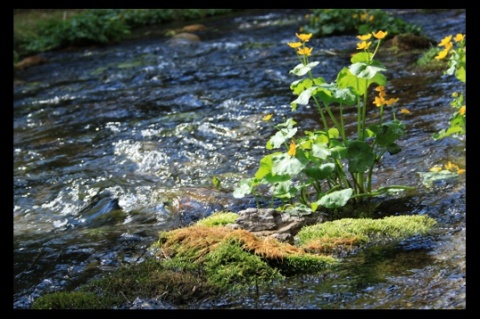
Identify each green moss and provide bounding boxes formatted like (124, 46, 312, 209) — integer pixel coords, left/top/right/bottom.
(31, 291, 114, 309)
(82, 258, 221, 306)
(203, 238, 284, 290)
(195, 211, 238, 227)
(272, 253, 338, 276)
(296, 215, 437, 246)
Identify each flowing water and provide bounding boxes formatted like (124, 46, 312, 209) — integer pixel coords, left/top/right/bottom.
(13, 9, 466, 309)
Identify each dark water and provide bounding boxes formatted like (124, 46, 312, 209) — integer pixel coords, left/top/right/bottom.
(13, 9, 466, 309)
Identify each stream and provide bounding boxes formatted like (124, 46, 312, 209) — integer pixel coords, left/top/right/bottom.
(13, 9, 466, 309)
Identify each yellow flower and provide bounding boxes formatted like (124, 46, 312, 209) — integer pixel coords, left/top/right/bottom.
(288, 140, 296, 157)
(360, 13, 368, 21)
(438, 35, 452, 47)
(385, 97, 399, 106)
(357, 34, 372, 41)
(372, 30, 388, 40)
(454, 33, 465, 42)
(373, 96, 385, 107)
(375, 86, 386, 98)
(452, 92, 459, 98)
(429, 165, 442, 172)
(434, 48, 449, 60)
(444, 41, 453, 51)
(353, 13, 358, 19)
(296, 33, 312, 42)
(458, 106, 466, 116)
(444, 161, 458, 172)
(369, 15, 374, 21)
(262, 114, 273, 121)
(357, 41, 372, 50)
(287, 42, 302, 48)
(399, 108, 411, 115)
(457, 168, 466, 174)
(297, 47, 313, 56)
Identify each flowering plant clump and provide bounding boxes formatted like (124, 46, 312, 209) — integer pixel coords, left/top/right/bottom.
(432, 33, 466, 140)
(234, 31, 414, 214)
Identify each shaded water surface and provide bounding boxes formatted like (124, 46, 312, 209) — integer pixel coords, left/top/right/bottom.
(13, 9, 466, 309)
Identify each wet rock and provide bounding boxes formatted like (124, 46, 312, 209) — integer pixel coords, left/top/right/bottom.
(180, 24, 206, 33)
(14, 55, 47, 71)
(167, 32, 201, 46)
(390, 34, 434, 50)
(231, 208, 323, 243)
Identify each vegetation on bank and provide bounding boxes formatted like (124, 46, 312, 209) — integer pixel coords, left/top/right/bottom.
(32, 212, 436, 309)
(300, 9, 422, 38)
(14, 9, 236, 61)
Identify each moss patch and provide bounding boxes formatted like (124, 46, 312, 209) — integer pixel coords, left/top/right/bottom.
(297, 215, 437, 253)
(33, 213, 437, 309)
(195, 211, 238, 227)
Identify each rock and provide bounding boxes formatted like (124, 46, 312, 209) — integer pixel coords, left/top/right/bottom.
(14, 55, 47, 71)
(180, 24, 206, 33)
(167, 32, 201, 46)
(390, 34, 434, 50)
(231, 208, 323, 243)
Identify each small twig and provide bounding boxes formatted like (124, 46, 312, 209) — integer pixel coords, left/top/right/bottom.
(120, 291, 130, 304)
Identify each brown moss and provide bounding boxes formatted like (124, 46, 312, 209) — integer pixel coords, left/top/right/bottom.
(159, 225, 307, 263)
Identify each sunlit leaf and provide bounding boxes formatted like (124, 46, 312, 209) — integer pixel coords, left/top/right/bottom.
(271, 153, 306, 176)
(266, 127, 297, 149)
(348, 61, 386, 79)
(312, 142, 330, 160)
(289, 61, 320, 76)
(255, 154, 274, 179)
(233, 178, 254, 198)
(317, 188, 353, 208)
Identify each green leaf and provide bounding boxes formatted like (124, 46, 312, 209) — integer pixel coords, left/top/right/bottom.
(312, 142, 330, 160)
(349, 61, 386, 79)
(350, 52, 373, 63)
(233, 178, 254, 198)
(254, 155, 274, 180)
(332, 87, 357, 106)
(368, 121, 405, 147)
(290, 77, 325, 95)
(289, 61, 320, 76)
(417, 170, 459, 188)
(271, 153, 306, 176)
(267, 127, 297, 149)
(346, 140, 374, 173)
(272, 181, 297, 199)
(455, 65, 466, 83)
(317, 188, 353, 208)
(304, 163, 335, 180)
(291, 87, 316, 106)
(386, 143, 402, 155)
(336, 67, 386, 96)
(329, 140, 347, 159)
(328, 127, 340, 139)
(212, 176, 221, 189)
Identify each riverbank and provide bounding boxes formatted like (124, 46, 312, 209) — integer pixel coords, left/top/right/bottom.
(13, 9, 241, 63)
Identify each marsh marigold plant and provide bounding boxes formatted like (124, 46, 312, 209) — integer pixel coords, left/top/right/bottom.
(234, 31, 414, 214)
(432, 33, 466, 140)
